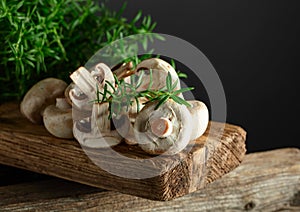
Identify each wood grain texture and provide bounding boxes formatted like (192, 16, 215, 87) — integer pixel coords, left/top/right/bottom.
(0, 102, 246, 200)
(0, 148, 298, 211)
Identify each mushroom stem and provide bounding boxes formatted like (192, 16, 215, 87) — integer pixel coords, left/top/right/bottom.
(149, 117, 173, 138)
(112, 61, 135, 80)
(134, 99, 192, 155)
(56, 98, 71, 110)
(92, 103, 110, 132)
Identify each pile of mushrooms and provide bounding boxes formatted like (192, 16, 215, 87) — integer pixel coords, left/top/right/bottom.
(20, 78, 73, 139)
(20, 58, 209, 155)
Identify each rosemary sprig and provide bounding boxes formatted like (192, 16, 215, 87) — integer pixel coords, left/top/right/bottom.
(96, 70, 194, 119)
(146, 72, 194, 109)
(0, 0, 157, 101)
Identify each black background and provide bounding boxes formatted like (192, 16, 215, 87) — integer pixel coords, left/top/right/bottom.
(106, 0, 300, 153)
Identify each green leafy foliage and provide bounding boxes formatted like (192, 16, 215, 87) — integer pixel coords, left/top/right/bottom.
(96, 70, 194, 119)
(0, 0, 157, 101)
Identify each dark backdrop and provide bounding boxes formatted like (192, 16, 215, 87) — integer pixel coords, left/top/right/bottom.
(106, 0, 299, 153)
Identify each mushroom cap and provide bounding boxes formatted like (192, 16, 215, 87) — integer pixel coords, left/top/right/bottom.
(135, 58, 181, 92)
(187, 100, 209, 140)
(20, 78, 67, 124)
(43, 101, 73, 139)
(134, 99, 192, 155)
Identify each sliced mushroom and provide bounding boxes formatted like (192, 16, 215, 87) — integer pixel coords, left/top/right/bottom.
(187, 100, 209, 140)
(64, 83, 75, 106)
(70, 63, 115, 102)
(43, 98, 73, 139)
(70, 67, 97, 100)
(90, 63, 115, 87)
(20, 78, 68, 124)
(134, 58, 181, 92)
(65, 83, 92, 120)
(65, 83, 89, 110)
(73, 103, 122, 148)
(134, 99, 192, 155)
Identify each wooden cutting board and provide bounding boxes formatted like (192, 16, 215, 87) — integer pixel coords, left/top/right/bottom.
(0, 102, 246, 201)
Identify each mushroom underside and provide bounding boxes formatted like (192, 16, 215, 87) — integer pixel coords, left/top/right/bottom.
(134, 100, 192, 155)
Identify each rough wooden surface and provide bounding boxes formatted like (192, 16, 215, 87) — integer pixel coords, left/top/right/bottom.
(0, 148, 298, 211)
(0, 102, 246, 200)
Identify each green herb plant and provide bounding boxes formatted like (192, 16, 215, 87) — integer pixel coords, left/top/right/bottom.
(0, 0, 157, 101)
(96, 70, 194, 119)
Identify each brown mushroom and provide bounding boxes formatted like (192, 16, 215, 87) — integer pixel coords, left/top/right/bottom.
(43, 98, 73, 139)
(112, 61, 135, 80)
(20, 78, 68, 124)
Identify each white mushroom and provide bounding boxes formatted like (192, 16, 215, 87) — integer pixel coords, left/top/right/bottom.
(134, 99, 192, 155)
(65, 83, 92, 121)
(187, 100, 209, 140)
(73, 102, 122, 148)
(69, 63, 117, 123)
(43, 98, 73, 139)
(20, 78, 68, 124)
(90, 62, 115, 87)
(134, 58, 181, 92)
(65, 83, 91, 111)
(70, 63, 115, 103)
